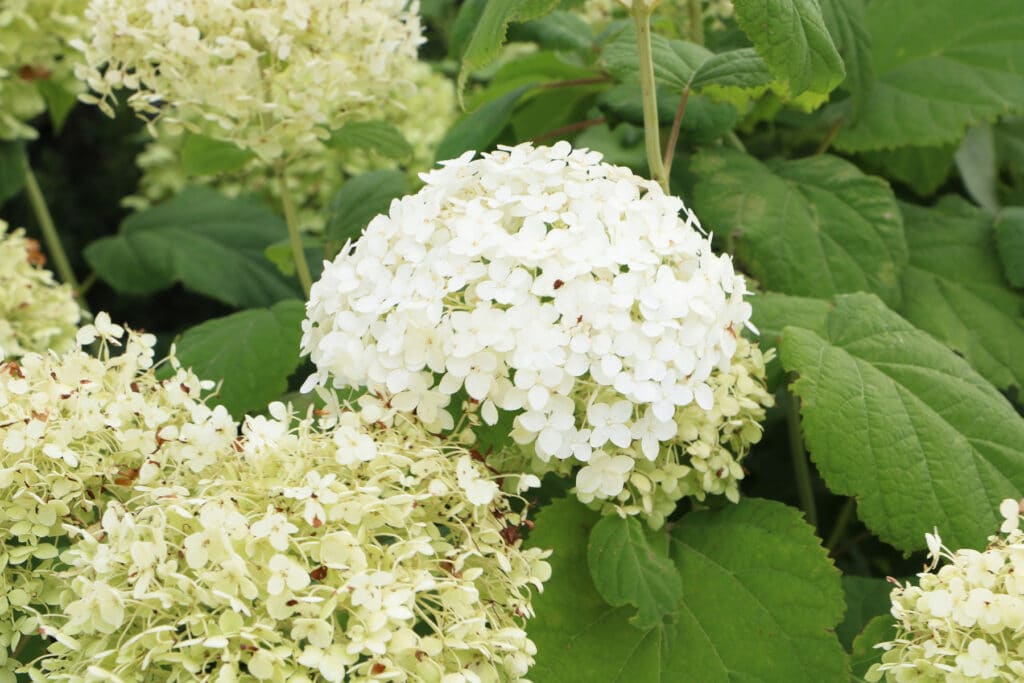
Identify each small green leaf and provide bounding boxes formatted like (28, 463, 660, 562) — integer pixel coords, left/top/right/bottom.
(327, 120, 413, 160)
(0, 141, 26, 205)
(587, 516, 681, 629)
(84, 187, 298, 308)
(325, 170, 408, 246)
(838, 575, 893, 651)
(435, 85, 536, 162)
(955, 125, 999, 212)
(731, 0, 845, 106)
(899, 198, 1024, 391)
(173, 300, 306, 418)
(180, 134, 257, 176)
(857, 145, 956, 196)
(837, 0, 1024, 151)
(780, 293, 1024, 551)
(996, 207, 1024, 288)
(849, 615, 892, 680)
(691, 149, 907, 307)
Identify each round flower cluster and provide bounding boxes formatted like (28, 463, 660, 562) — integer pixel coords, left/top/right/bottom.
(37, 404, 551, 682)
(301, 141, 768, 521)
(0, 0, 85, 139)
(0, 222, 80, 358)
(122, 63, 456, 233)
(74, 0, 424, 159)
(0, 316, 236, 681)
(867, 499, 1024, 682)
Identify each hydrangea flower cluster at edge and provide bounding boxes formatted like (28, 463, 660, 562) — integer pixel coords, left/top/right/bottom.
(868, 499, 1024, 682)
(301, 141, 774, 526)
(1, 318, 550, 683)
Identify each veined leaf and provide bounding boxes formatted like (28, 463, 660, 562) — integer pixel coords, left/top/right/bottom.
(327, 120, 413, 160)
(856, 145, 956, 197)
(690, 47, 774, 108)
(602, 30, 711, 91)
(780, 293, 1024, 551)
(818, 0, 872, 109)
(180, 134, 256, 176)
(751, 292, 832, 347)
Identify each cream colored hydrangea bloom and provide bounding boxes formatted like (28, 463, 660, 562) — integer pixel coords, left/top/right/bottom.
(0, 0, 86, 139)
(74, 0, 424, 159)
(867, 499, 1024, 682)
(0, 222, 79, 357)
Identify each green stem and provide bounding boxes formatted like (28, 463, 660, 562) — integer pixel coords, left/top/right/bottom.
(826, 498, 856, 551)
(631, 3, 670, 193)
(23, 158, 79, 294)
(687, 0, 705, 45)
(663, 84, 691, 175)
(277, 163, 313, 297)
(786, 391, 818, 528)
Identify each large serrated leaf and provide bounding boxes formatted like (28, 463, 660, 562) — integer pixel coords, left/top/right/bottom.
(527, 497, 848, 682)
(731, 0, 845, 106)
(587, 515, 681, 629)
(602, 30, 711, 91)
(84, 187, 299, 308)
(898, 199, 1024, 391)
(996, 208, 1024, 289)
(818, 0, 871, 109)
(691, 149, 907, 307)
(751, 292, 832, 347)
(837, 0, 1024, 151)
(172, 300, 305, 418)
(780, 293, 1024, 552)
(690, 48, 773, 93)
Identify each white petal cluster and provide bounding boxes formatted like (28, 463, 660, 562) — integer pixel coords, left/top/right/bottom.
(37, 405, 551, 682)
(74, 0, 424, 159)
(0, 0, 85, 140)
(0, 320, 235, 681)
(868, 500, 1024, 682)
(302, 142, 769, 521)
(0, 222, 80, 358)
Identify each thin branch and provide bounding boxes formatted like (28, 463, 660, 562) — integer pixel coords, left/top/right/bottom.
(631, 3, 670, 193)
(276, 163, 313, 296)
(663, 85, 691, 175)
(815, 118, 843, 155)
(786, 390, 818, 528)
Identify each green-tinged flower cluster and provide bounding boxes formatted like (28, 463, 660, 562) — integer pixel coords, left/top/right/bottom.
(867, 500, 1024, 682)
(74, 0, 424, 160)
(0, 0, 85, 139)
(489, 338, 773, 528)
(35, 402, 550, 683)
(0, 317, 235, 682)
(123, 63, 456, 233)
(0, 222, 80, 358)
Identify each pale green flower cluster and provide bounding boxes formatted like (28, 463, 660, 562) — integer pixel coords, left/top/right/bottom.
(0, 318, 235, 682)
(0, 0, 86, 139)
(74, 0, 424, 159)
(34, 403, 550, 682)
(123, 63, 456, 233)
(868, 500, 1024, 682)
(0, 222, 80, 358)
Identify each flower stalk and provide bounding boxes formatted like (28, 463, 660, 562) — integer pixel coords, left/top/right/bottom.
(630, 2, 670, 193)
(786, 390, 818, 528)
(277, 162, 313, 296)
(23, 157, 79, 296)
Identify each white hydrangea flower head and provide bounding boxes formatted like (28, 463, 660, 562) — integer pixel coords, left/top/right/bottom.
(0, 222, 80, 357)
(36, 407, 551, 682)
(302, 141, 772, 522)
(867, 499, 1024, 682)
(74, 0, 424, 159)
(0, 0, 86, 140)
(0, 319, 235, 681)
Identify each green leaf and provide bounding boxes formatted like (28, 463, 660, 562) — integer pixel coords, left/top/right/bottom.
(84, 187, 298, 308)
(180, 134, 256, 176)
(264, 236, 325, 281)
(327, 120, 413, 160)
(36, 79, 78, 132)
(512, 11, 594, 54)
(780, 293, 1024, 551)
(837, 576, 892, 651)
(731, 0, 845, 106)
(898, 199, 1024, 391)
(602, 30, 711, 91)
(818, 0, 872, 109)
(751, 292, 831, 347)
(954, 125, 999, 212)
(598, 84, 738, 142)
(0, 141, 25, 205)
(996, 207, 1024, 288)
(435, 85, 536, 162)
(856, 145, 956, 197)
(527, 497, 848, 682)
(691, 149, 907, 307)
(849, 615, 891, 680)
(454, 0, 560, 96)
(325, 170, 408, 246)
(837, 0, 1024, 151)
(690, 47, 774, 102)
(587, 516, 681, 630)
(173, 300, 305, 418)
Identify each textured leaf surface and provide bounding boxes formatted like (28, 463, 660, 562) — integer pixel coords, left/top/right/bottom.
(173, 300, 305, 418)
(587, 516, 681, 629)
(691, 48, 773, 93)
(837, 575, 892, 651)
(84, 187, 298, 308)
(602, 30, 710, 91)
(325, 171, 408, 246)
(181, 134, 255, 176)
(691, 149, 907, 307)
(731, 0, 845, 104)
(327, 120, 413, 160)
(780, 293, 1024, 551)
(898, 199, 1024, 391)
(528, 498, 848, 682)
(857, 145, 955, 196)
(996, 208, 1024, 288)
(837, 0, 1024, 151)
(955, 125, 999, 212)
(818, 0, 871, 107)
(512, 11, 594, 54)
(751, 292, 831, 347)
